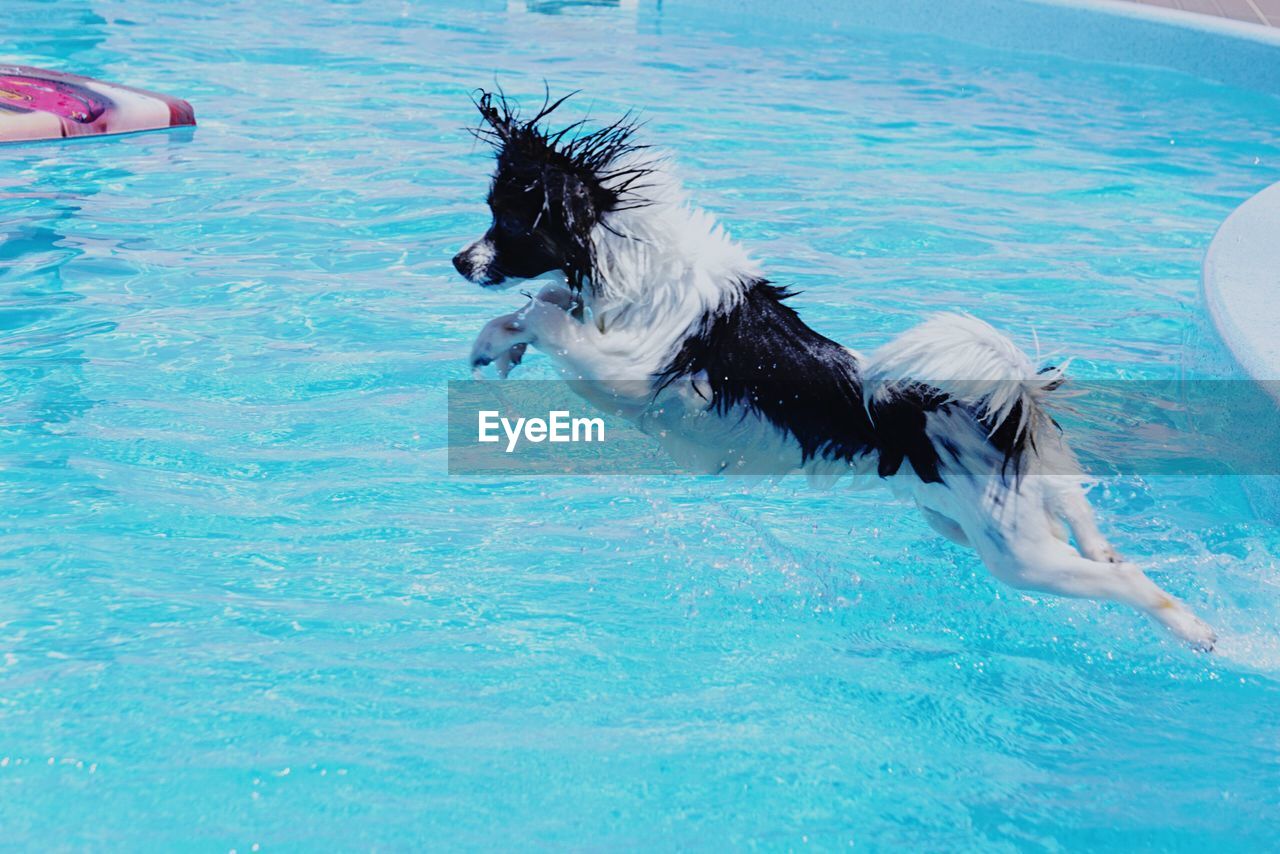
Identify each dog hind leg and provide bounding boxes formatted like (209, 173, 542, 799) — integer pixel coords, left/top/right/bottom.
(1047, 478, 1121, 563)
(925, 476, 1216, 650)
(984, 537, 1216, 651)
(919, 505, 971, 547)
(965, 500, 1217, 650)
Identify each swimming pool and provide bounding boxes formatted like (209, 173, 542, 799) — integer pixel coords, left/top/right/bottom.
(3, 0, 1280, 846)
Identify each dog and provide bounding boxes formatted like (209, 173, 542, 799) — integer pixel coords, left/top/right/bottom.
(452, 89, 1217, 650)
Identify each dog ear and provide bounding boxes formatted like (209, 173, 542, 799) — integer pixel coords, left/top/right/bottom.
(548, 170, 596, 240)
(543, 168, 601, 288)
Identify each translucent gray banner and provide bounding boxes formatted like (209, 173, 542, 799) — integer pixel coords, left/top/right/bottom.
(447, 379, 1280, 476)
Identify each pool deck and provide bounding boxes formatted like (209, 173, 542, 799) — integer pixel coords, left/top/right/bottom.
(1125, 0, 1280, 26)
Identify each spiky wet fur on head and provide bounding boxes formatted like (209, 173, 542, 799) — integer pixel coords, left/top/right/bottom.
(464, 88, 657, 293)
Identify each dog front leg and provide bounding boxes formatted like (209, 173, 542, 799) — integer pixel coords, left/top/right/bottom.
(470, 295, 654, 419)
(470, 294, 595, 379)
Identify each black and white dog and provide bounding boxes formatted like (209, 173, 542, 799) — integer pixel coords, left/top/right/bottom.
(453, 90, 1216, 650)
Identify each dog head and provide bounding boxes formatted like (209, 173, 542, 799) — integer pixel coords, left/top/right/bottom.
(452, 89, 652, 292)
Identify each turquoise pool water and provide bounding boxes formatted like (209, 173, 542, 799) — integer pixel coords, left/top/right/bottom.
(3, 0, 1280, 847)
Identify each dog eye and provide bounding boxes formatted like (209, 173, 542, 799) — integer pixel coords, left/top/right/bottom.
(496, 213, 527, 235)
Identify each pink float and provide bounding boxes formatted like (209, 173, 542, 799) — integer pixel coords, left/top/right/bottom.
(0, 65, 195, 143)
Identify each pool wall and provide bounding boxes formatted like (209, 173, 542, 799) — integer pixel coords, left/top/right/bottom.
(693, 0, 1280, 96)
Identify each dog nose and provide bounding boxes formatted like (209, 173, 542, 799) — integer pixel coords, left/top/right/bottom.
(452, 251, 472, 279)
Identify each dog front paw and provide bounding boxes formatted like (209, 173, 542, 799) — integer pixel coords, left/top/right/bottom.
(470, 313, 532, 379)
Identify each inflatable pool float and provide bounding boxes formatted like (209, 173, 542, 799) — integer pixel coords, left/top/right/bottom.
(0, 65, 195, 143)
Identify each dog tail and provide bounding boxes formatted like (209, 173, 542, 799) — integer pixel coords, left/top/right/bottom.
(865, 313, 1066, 446)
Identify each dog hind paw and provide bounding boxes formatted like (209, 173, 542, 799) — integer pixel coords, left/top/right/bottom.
(1160, 607, 1218, 653)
